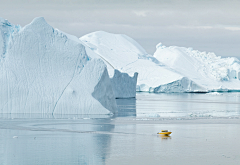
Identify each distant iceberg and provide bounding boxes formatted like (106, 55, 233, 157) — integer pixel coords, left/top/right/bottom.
(0, 17, 117, 114)
(154, 43, 240, 91)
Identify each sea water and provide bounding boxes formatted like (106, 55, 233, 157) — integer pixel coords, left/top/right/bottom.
(0, 92, 240, 165)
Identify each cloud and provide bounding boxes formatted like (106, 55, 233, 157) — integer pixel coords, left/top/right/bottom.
(224, 27, 240, 31)
(178, 26, 214, 29)
(132, 10, 149, 17)
(1, 0, 240, 57)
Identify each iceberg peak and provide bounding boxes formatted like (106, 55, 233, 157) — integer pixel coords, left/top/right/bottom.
(156, 42, 167, 50)
(0, 17, 5, 24)
(21, 17, 52, 34)
(0, 17, 21, 58)
(156, 42, 163, 49)
(0, 17, 14, 27)
(30, 17, 48, 26)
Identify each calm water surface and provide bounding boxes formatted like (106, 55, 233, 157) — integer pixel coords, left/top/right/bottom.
(0, 92, 240, 165)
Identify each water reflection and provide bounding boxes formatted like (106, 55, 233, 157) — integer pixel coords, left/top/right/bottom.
(115, 98, 136, 117)
(158, 135, 172, 140)
(0, 118, 114, 165)
(1, 93, 240, 164)
(0, 98, 136, 165)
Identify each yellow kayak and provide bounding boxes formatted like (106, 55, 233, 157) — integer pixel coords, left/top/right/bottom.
(157, 130, 172, 135)
(158, 132, 172, 135)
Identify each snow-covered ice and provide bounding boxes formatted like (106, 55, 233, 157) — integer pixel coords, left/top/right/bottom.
(154, 43, 240, 91)
(0, 17, 117, 114)
(80, 31, 202, 93)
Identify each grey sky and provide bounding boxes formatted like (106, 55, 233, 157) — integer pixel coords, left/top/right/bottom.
(1, 0, 240, 57)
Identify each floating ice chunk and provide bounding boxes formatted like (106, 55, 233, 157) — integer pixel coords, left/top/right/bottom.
(153, 77, 205, 93)
(137, 84, 150, 92)
(146, 113, 160, 117)
(206, 92, 223, 95)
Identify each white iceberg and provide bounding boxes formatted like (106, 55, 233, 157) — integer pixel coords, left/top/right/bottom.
(80, 31, 204, 93)
(154, 44, 240, 91)
(0, 17, 117, 114)
(58, 30, 139, 98)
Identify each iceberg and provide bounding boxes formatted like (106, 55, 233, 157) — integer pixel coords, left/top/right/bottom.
(58, 30, 138, 98)
(154, 44, 240, 91)
(0, 17, 117, 114)
(80, 31, 204, 93)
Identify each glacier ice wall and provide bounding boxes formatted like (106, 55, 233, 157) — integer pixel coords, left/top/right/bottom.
(0, 17, 117, 114)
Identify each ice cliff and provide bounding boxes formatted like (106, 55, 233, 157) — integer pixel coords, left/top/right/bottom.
(0, 17, 117, 114)
(80, 31, 203, 93)
(154, 43, 240, 91)
(110, 70, 138, 98)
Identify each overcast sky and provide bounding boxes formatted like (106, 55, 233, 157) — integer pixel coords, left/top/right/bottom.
(1, 0, 240, 57)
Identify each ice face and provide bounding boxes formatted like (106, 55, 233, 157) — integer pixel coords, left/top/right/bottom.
(0, 17, 117, 114)
(110, 70, 138, 98)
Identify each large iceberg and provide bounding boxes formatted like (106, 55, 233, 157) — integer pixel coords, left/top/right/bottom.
(0, 17, 117, 114)
(154, 43, 240, 91)
(80, 31, 203, 93)
(58, 31, 138, 98)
